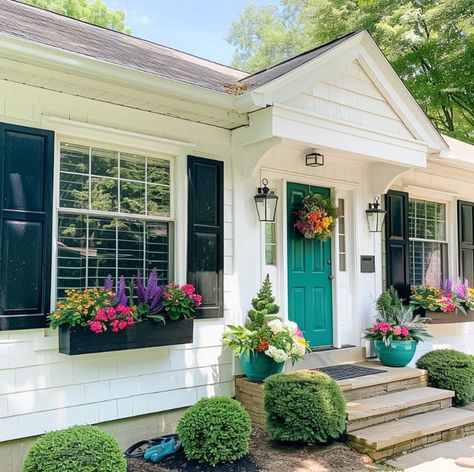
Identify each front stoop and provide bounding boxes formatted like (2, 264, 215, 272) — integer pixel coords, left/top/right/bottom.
(349, 408, 474, 460)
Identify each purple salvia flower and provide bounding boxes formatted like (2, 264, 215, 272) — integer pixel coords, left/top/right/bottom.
(104, 274, 114, 292)
(144, 270, 158, 302)
(135, 270, 146, 304)
(443, 278, 453, 292)
(117, 276, 128, 306)
(149, 285, 165, 314)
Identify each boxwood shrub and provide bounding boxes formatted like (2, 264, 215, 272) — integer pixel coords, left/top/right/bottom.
(23, 425, 126, 472)
(177, 396, 251, 466)
(264, 370, 346, 443)
(416, 349, 474, 405)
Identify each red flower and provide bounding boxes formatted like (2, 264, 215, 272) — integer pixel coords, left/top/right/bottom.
(256, 340, 269, 352)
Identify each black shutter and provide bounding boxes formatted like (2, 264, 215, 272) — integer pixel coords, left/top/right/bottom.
(458, 200, 474, 285)
(187, 156, 224, 318)
(0, 123, 54, 330)
(385, 190, 410, 300)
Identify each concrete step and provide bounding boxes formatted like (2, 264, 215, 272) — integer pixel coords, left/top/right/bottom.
(339, 361, 428, 401)
(349, 407, 474, 461)
(347, 387, 454, 432)
(285, 346, 366, 371)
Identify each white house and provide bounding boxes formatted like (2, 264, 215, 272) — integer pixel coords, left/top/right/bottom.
(0, 1, 473, 469)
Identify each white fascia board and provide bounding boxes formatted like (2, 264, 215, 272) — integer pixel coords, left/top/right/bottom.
(272, 105, 428, 168)
(358, 34, 448, 153)
(0, 33, 238, 111)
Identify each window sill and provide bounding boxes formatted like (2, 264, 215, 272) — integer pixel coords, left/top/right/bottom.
(58, 318, 194, 355)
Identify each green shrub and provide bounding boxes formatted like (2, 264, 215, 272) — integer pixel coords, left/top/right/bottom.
(177, 396, 251, 466)
(416, 349, 474, 405)
(264, 370, 346, 443)
(23, 425, 126, 472)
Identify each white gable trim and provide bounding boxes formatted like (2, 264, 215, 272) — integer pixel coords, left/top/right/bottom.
(236, 31, 447, 155)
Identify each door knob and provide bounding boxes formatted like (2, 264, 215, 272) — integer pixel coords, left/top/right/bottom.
(328, 275, 335, 280)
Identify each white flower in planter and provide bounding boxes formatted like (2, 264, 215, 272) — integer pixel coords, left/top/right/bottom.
(268, 319, 285, 334)
(265, 345, 289, 363)
(286, 321, 298, 335)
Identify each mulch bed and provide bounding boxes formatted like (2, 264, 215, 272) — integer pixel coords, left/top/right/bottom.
(127, 429, 392, 472)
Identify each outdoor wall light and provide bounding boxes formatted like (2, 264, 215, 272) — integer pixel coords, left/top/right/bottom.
(254, 178, 278, 222)
(305, 151, 325, 167)
(366, 196, 387, 233)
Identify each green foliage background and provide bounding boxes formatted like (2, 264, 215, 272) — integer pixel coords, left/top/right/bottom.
(20, 0, 130, 33)
(228, 0, 474, 143)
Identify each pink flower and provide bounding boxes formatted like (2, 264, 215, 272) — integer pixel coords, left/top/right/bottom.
(88, 321, 103, 334)
(182, 284, 195, 296)
(163, 292, 173, 300)
(392, 326, 402, 336)
(192, 293, 202, 307)
(401, 326, 409, 337)
(116, 304, 126, 313)
(121, 306, 131, 315)
(118, 320, 127, 330)
(127, 317, 134, 325)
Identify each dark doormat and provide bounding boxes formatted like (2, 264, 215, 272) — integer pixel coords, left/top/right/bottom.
(314, 364, 386, 381)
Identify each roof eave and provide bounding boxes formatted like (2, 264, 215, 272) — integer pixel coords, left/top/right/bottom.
(0, 32, 240, 111)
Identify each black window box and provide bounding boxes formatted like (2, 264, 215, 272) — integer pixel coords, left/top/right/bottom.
(58, 318, 194, 355)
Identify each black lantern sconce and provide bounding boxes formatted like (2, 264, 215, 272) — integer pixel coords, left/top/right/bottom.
(366, 196, 387, 233)
(254, 178, 279, 222)
(305, 151, 325, 167)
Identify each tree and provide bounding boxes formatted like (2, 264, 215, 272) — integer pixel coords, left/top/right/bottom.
(20, 0, 131, 33)
(228, 0, 474, 143)
(247, 274, 280, 329)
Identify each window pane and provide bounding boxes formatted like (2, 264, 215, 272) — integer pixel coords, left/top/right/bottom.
(91, 177, 118, 212)
(410, 240, 447, 288)
(264, 222, 276, 265)
(57, 214, 87, 298)
(117, 220, 144, 280)
(146, 222, 170, 283)
(88, 217, 117, 288)
(59, 173, 89, 209)
(121, 181, 145, 214)
(147, 184, 171, 216)
(121, 153, 146, 181)
(60, 143, 89, 174)
(91, 148, 118, 178)
(147, 158, 170, 186)
(409, 199, 446, 241)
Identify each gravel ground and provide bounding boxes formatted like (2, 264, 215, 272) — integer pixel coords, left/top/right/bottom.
(127, 429, 396, 472)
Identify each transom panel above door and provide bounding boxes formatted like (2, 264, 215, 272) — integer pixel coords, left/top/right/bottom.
(287, 182, 333, 348)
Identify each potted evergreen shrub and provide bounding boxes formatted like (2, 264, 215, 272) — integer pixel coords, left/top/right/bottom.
(364, 288, 432, 367)
(223, 275, 310, 381)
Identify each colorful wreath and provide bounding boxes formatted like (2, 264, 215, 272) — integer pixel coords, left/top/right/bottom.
(294, 193, 338, 241)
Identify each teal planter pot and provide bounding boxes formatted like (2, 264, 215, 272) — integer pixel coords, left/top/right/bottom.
(374, 340, 417, 367)
(239, 351, 284, 382)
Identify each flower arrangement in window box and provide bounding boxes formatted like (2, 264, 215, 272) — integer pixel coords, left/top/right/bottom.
(294, 193, 338, 241)
(49, 270, 201, 355)
(409, 279, 474, 323)
(364, 288, 432, 367)
(222, 275, 310, 381)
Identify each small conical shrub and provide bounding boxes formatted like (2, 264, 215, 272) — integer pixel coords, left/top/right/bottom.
(247, 274, 279, 329)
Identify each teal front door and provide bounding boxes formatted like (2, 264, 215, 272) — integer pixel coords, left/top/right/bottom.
(287, 182, 333, 348)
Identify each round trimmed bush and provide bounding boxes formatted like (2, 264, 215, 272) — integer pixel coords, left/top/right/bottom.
(23, 425, 126, 472)
(416, 349, 474, 405)
(264, 370, 346, 443)
(177, 396, 251, 466)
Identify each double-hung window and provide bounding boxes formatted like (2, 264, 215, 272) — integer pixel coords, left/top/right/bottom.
(409, 199, 447, 287)
(57, 142, 173, 298)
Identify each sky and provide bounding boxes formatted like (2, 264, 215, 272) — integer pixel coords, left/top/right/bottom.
(105, 0, 271, 67)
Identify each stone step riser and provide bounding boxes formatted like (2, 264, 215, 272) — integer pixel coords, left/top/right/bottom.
(350, 422, 474, 461)
(343, 373, 428, 401)
(347, 398, 452, 432)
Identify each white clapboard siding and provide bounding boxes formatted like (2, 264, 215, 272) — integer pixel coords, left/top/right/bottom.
(0, 78, 236, 442)
(283, 60, 414, 139)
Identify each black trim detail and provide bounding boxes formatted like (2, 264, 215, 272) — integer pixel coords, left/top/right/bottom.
(385, 190, 410, 300)
(187, 156, 224, 319)
(0, 122, 54, 330)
